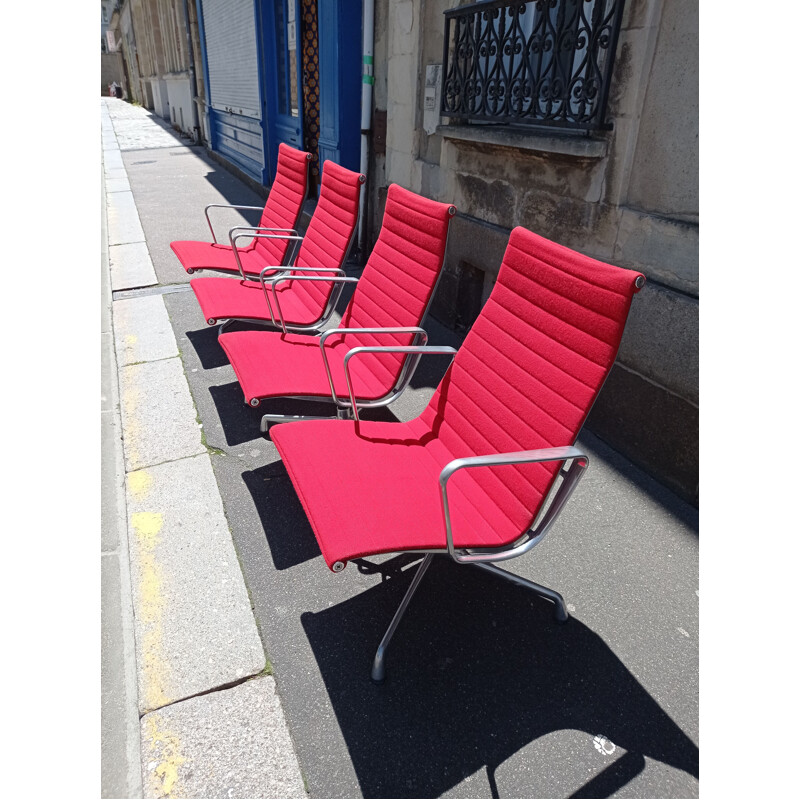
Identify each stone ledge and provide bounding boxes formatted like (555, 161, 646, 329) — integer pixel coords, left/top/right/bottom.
(437, 123, 608, 158)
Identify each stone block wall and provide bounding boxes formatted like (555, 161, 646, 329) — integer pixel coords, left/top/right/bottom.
(101, 52, 125, 95)
(369, 0, 699, 505)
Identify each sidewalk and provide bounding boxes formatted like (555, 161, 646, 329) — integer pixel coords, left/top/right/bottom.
(101, 97, 699, 799)
(101, 99, 306, 799)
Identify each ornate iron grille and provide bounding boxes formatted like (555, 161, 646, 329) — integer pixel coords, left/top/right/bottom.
(441, 0, 625, 132)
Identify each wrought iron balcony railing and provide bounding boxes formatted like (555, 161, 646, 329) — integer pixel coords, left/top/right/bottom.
(441, 0, 625, 132)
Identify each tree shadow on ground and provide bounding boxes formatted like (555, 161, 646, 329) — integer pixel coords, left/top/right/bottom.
(302, 556, 698, 798)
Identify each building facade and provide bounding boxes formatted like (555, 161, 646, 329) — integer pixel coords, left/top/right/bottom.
(367, 0, 698, 504)
(109, 0, 699, 504)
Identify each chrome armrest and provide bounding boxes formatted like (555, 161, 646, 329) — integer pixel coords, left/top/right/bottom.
(257, 267, 346, 327)
(316, 328, 432, 410)
(270, 274, 358, 334)
(439, 446, 589, 564)
(341, 343, 456, 420)
(203, 203, 268, 243)
(259, 265, 344, 281)
(228, 225, 300, 237)
(229, 231, 304, 280)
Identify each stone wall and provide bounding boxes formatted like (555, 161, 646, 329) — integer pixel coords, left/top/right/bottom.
(101, 52, 125, 96)
(370, 0, 699, 504)
(166, 75, 194, 136)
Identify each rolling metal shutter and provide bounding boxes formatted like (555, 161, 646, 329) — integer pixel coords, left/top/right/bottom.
(201, 0, 264, 179)
(202, 0, 261, 118)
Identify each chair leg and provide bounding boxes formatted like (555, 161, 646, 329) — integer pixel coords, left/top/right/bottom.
(473, 561, 569, 622)
(260, 413, 338, 432)
(371, 553, 434, 683)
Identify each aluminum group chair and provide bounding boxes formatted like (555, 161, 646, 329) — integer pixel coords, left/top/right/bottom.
(270, 225, 646, 681)
(189, 160, 365, 335)
(170, 143, 311, 279)
(218, 184, 456, 430)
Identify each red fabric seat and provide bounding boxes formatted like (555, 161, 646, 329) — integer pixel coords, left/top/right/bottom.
(271, 226, 646, 570)
(190, 160, 364, 328)
(218, 184, 456, 406)
(170, 143, 310, 278)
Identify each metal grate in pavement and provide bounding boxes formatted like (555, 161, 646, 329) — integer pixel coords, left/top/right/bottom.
(112, 283, 195, 301)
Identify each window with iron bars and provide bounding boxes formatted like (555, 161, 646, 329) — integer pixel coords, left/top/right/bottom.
(441, 0, 625, 132)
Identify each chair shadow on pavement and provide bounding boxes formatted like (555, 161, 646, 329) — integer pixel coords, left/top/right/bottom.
(301, 556, 698, 799)
(207, 382, 266, 447)
(186, 321, 278, 371)
(241, 462, 321, 570)
(185, 325, 231, 370)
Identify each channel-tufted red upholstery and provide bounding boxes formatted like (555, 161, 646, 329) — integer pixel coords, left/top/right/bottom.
(170, 143, 310, 278)
(190, 160, 363, 327)
(218, 184, 456, 405)
(271, 226, 645, 570)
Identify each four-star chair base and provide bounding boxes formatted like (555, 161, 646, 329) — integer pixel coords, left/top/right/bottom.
(369, 554, 569, 683)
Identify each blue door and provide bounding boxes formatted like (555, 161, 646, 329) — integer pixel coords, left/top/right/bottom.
(260, 0, 304, 183)
(316, 0, 361, 173)
(260, 0, 361, 187)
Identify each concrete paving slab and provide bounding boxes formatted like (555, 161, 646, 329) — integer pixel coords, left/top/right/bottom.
(126, 454, 266, 713)
(110, 242, 158, 291)
(104, 150, 125, 170)
(114, 295, 177, 366)
(122, 147, 265, 286)
(106, 168, 129, 182)
(106, 177, 132, 193)
(140, 677, 306, 799)
(108, 191, 146, 245)
(119, 358, 205, 472)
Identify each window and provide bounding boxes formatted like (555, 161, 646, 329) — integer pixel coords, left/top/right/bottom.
(441, 0, 625, 132)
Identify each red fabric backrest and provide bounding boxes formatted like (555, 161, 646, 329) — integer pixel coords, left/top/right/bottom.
(338, 184, 455, 393)
(418, 226, 644, 536)
(254, 143, 310, 265)
(289, 160, 363, 315)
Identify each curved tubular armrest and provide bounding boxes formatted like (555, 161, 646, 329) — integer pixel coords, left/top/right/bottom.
(341, 343, 456, 420)
(203, 204, 270, 243)
(439, 446, 589, 564)
(228, 225, 300, 237)
(229, 231, 304, 280)
(317, 328, 429, 408)
(256, 266, 346, 326)
(260, 265, 345, 280)
(270, 275, 358, 334)
(231, 230, 303, 273)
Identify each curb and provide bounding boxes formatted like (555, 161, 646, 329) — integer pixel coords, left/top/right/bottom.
(101, 99, 307, 799)
(101, 136, 145, 798)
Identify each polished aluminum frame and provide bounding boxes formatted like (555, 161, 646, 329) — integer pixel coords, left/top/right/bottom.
(294, 343, 588, 682)
(257, 328, 445, 430)
(368, 445, 588, 682)
(202, 172, 366, 332)
(210, 266, 346, 332)
(228, 230, 303, 281)
(257, 205, 456, 429)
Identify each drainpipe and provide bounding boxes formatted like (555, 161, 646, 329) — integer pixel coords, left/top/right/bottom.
(358, 0, 375, 257)
(181, 0, 201, 142)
